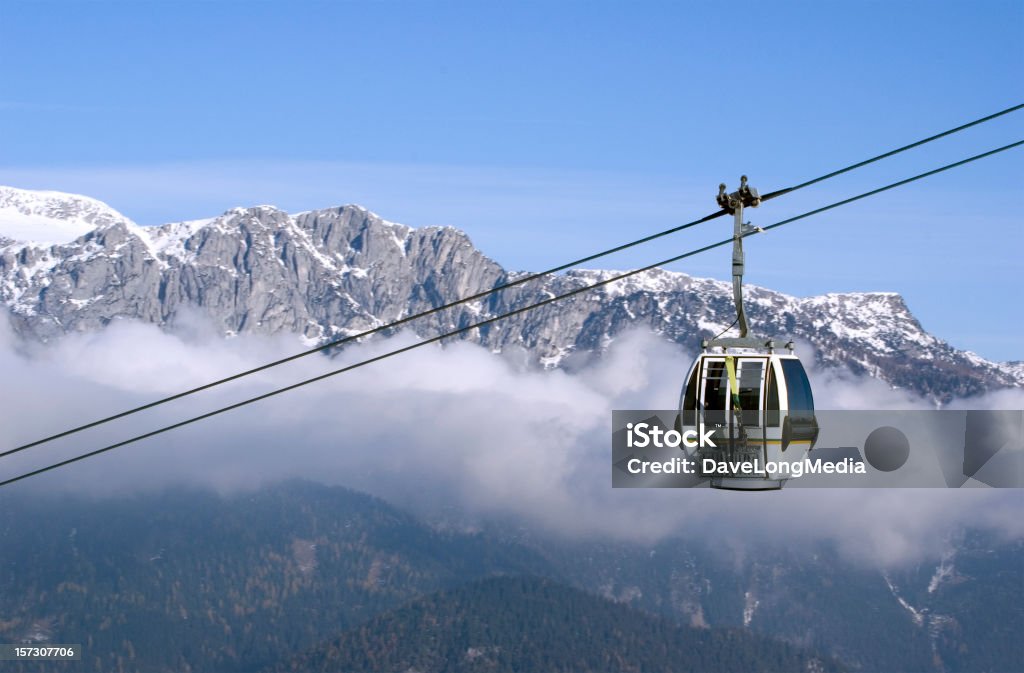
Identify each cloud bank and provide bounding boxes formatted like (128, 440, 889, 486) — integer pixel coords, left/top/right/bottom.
(1, 317, 1020, 567)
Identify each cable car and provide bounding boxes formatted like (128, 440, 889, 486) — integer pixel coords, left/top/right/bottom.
(678, 342, 819, 489)
(677, 177, 818, 490)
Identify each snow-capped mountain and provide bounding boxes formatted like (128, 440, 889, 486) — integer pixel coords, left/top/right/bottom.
(0, 187, 1020, 401)
(0, 186, 134, 245)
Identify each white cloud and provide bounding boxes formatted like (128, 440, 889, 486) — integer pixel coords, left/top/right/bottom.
(0, 318, 1019, 568)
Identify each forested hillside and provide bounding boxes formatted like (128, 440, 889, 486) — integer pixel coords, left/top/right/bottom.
(279, 575, 842, 673)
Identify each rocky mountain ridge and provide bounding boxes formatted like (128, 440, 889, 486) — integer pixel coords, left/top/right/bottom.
(0, 186, 1019, 401)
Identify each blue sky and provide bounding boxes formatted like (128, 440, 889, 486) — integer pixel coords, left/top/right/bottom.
(1, 0, 1021, 361)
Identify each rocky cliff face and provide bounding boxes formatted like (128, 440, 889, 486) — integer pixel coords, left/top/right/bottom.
(0, 186, 1019, 402)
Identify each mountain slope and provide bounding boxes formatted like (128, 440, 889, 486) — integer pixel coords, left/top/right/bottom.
(533, 533, 1024, 673)
(0, 481, 1017, 673)
(277, 575, 842, 673)
(0, 481, 553, 673)
(0, 187, 1019, 401)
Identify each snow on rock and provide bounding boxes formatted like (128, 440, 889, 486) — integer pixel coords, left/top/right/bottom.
(0, 185, 131, 245)
(883, 573, 924, 627)
(928, 549, 956, 594)
(743, 590, 759, 627)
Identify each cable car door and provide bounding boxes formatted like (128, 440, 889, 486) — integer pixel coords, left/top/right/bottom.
(698, 357, 766, 462)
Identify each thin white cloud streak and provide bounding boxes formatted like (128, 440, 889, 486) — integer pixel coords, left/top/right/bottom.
(0, 101, 110, 113)
(0, 318, 1020, 569)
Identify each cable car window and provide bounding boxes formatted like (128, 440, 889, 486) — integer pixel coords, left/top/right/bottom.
(765, 363, 780, 427)
(781, 359, 814, 415)
(681, 364, 699, 425)
(701, 361, 728, 425)
(737, 360, 763, 426)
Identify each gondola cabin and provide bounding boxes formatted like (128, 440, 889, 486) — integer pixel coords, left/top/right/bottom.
(678, 346, 819, 490)
(678, 175, 819, 489)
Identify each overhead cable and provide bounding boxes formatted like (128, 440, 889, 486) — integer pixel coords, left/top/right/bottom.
(3, 138, 1019, 488)
(5, 106, 1021, 457)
